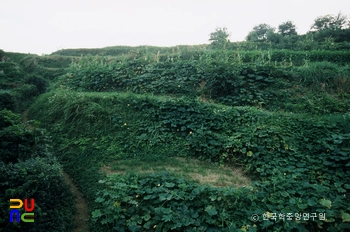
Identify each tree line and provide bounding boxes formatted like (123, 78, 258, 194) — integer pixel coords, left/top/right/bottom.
(209, 12, 350, 50)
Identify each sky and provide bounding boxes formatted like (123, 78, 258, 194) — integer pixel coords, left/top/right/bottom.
(1, 0, 349, 55)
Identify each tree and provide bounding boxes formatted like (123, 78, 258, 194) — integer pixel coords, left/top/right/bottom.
(246, 24, 275, 42)
(309, 13, 349, 42)
(209, 27, 230, 49)
(310, 13, 348, 32)
(278, 21, 297, 36)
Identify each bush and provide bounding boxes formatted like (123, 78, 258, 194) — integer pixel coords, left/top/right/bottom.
(24, 75, 48, 94)
(0, 109, 75, 232)
(0, 157, 74, 232)
(12, 84, 38, 112)
(0, 62, 25, 89)
(0, 91, 16, 111)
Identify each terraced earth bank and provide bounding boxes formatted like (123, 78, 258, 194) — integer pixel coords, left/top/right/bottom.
(1, 43, 350, 231)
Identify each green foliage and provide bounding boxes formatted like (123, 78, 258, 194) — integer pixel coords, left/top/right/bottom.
(0, 62, 26, 89)
(51, 45, 208, 58)
(310, 13, 348, 32)
(19, 56, 67, 80)
(35, 55, 73, 69)
(0, 109, 35, 163)
(24, 75, 48, 94)
(29, 85, 350, 231)
(92, 166, 350, 231)
(0, 51, 66, 114)
(209, 27, 230, 49)
(12, 84, 38, 112)
(20, 35, 350, 232)
(0, 90, 16, 111)
(249, 50, 350, 65)
(2, 52, 37, 64)
(0, 49, 5, 61)
(0, 157, 75, 232)
(278, 21, 298, 37)
(0, 109, 75, 232)
(198, 52, 277, 106)
(92, 172, 254, 231)
(246, 24, 275, 42)
(63, 56, 202, 97)
(295, 62, 344, 88)
(59, 52, 349, 114)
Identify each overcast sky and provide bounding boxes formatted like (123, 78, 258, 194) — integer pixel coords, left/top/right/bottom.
(1, 0, 349, 55)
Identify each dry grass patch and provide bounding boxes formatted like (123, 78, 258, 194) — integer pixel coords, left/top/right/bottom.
(100, 157, 251, 188)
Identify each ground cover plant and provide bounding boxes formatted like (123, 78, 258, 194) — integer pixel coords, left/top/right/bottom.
(2, 27, 350, 231)
(29, 88, 350, 231)
(58, 52, 349, 114)
(0, 51, 66, 113)
(0, 110, 75, 232)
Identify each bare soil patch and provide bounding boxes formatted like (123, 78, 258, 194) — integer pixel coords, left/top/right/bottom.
(63, 172, 89, 232)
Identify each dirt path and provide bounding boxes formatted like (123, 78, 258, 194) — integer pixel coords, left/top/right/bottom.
(23, 109, 89, 231)
(63, 173, 89, 232)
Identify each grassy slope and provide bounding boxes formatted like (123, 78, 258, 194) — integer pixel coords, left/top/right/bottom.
(29, 88, 350, 231)
(24, 45, 350, 231)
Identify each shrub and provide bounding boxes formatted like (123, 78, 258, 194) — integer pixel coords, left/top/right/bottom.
(0, 109, 75, 232)
(13, 84, 38, 112)
(0, 62, 25, 89)
(0, 90, 16, 111)
(24, 75, 48, 94)
(0, 157, 74, 232)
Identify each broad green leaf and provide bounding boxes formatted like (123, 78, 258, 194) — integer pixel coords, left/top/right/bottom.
(307, 198, 317, 206)
(205, 205, 218, 216)
(162, 214, 172, 222)
(280, 191, 289, 197)
(165, 182, 175, 188)
(341, 211, 350, 222)
(159, 193, 173, 201)
(320, 198, 332, 209)
(95, 197, 105, 203)
(142, 214, 151, 221)
(91, 209, 102, 218)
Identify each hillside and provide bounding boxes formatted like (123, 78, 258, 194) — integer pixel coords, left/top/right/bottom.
(1, 43, 350, 231)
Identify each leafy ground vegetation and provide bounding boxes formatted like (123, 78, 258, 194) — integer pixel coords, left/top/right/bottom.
(28, 89, 350, 231)
(1, 13, 350, 231)
(0, 109, 75, 232)
(0, 51, 77, 231)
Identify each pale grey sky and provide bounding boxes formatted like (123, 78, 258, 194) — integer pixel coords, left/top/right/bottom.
(1, 0, 349, 55)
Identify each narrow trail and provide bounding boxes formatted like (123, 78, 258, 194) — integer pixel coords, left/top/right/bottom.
(63, 173, 89, 232)
(23, 109, 89, 232)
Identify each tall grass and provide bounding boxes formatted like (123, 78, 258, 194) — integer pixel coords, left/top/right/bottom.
(295, 62, 350, 92)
